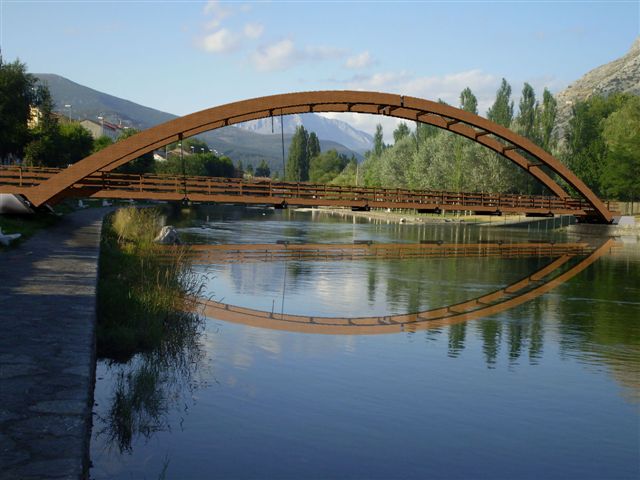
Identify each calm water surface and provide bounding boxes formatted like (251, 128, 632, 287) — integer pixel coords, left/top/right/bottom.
(91, 206, 640, 479)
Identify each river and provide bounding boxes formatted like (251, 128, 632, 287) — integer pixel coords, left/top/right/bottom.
(90, 205, 640, 479)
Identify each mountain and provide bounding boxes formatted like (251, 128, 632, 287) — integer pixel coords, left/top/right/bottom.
(236, 113, 373, 154)
(554, 36, 640, 139)
(34, 74, 364, 171)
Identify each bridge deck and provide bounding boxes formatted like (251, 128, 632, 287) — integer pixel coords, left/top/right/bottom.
(0, 166, 615, 217)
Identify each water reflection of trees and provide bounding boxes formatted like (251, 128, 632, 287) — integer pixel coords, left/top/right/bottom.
(96, 311, 206, 454)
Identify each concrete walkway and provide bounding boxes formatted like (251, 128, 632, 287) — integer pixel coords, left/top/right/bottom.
(0, 208, 109, 479)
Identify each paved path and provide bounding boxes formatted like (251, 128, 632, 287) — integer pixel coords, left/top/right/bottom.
(0, 208, 109, 479)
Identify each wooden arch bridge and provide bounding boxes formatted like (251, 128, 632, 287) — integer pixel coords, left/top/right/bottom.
(0, 91, 616, 223)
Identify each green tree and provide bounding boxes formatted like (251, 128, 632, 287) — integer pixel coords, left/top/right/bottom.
(255, 159, 271, 177)
(307, 131, 321, 160)
(564, 93, 629, 195)
(393, 122, 411, 143)
(246, 163, 254, 176)
(155, 152, 234, 178)
(516, 82, 536, 140)
(25, 121, 93, 167)
(235, 160, 244, 178)
(286, 125, 309, 181)
(459, 87, 478, 114)
(0, 57, 36, 162)
(487, 78, 514, 128)
(309, 150, 349, 183)
(535, 88, 557, 151)
(600, 96, 640, 201)
(373, 124, 385, 156)
(93, 135, 114, 153)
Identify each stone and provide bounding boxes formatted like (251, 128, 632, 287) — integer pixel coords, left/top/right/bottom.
(154, 225, 181, 244)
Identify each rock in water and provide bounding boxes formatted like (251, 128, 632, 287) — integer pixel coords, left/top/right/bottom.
(154, 226, 181, 245)
(0, 227, 21, 246)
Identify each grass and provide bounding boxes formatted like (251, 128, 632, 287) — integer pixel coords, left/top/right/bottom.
(96, 207, 205, 361)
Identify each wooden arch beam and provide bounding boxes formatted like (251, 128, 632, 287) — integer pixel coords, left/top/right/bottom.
(26, 91, 613, 222)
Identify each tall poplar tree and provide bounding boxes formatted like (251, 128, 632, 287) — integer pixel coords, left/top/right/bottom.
(373, 124, 384, 156)
(487, 78, 514, 127)
(535, 88, 557, 151)
(286, 125, 309, 181)
(459, 87, 478, 114)
(517, 82, 536, 140)
(393, 122, 410, 143)
(307, 131, 321, 159)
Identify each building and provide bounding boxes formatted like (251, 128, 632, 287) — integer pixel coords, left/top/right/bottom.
(80, 119, 124, 141)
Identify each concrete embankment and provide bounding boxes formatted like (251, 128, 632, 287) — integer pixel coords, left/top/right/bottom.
(0, 208, 109, 479)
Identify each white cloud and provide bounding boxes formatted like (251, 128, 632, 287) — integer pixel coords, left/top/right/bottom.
(337, 69, 499, 114)
(319, 69, 511, 142)
(250, 39, 345, 72)
(244, 22, 264, 39)
(345, 51, 373, 69)
(251, 39, 297, 71)
(203, 1, 231, 18)
(200, 29, 241, 53)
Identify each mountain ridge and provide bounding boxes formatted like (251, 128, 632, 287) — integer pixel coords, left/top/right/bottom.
(553, 36, 640, 139)
(34, 74, 365, 171)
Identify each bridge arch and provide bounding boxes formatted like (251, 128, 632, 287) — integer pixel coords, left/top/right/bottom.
(27, 91, 613, 222)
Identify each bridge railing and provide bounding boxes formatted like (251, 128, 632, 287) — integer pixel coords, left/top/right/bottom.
(0, 165, 602, 214)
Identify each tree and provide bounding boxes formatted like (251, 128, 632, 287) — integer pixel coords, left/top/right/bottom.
(309, 150, 350, 183)
(155, 152, 234, 178)
(246, 163, 254, 176)
(393, 122, 411, 143)
(286, 125, 309, 181)
(25, 121, 93, 167)
(255, 160, 271, 177)
(459, 87, 478, 114)
(0, 57, 37, 162)
(93, 135, 114, 153)
(563, 93, 629, 195)
(487, 78, 514, 127)
(600, 96, 640, 201)
(307, 131, 321, 160)
(516, 82, 536, 140)
(235, 160, 244, 178)
(373, 124, 385, 156)
(535, 88, 557, 152)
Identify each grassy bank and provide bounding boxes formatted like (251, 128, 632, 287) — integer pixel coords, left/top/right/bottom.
(97, 207, 204, 361)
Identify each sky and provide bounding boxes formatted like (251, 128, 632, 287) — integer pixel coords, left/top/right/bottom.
(1, 0, 639, 141)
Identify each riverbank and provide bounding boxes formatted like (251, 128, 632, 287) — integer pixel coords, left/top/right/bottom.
(0, 207, 110, 479)
(297, 207, 640, 238)
(297, 207, 540, 226)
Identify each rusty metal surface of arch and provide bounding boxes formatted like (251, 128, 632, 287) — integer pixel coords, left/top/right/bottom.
(27, 90, 614, 222)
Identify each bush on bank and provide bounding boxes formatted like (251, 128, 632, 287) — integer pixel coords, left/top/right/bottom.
(97, 207, 203, 361)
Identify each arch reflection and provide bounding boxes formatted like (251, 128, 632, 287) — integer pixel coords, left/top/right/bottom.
(195, 239, 617, 334)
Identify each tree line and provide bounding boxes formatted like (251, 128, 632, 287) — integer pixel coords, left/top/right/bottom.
(359, 79, 638, 201)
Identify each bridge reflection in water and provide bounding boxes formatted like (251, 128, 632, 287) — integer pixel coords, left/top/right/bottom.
(190, 239, 617, 335)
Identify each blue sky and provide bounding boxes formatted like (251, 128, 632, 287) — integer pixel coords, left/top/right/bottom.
(2, 0, 638, 140)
